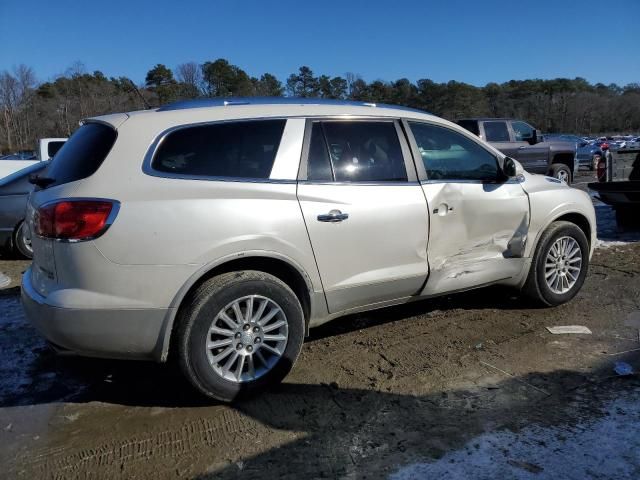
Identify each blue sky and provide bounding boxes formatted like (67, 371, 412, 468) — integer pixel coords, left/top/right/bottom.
(1, 0, 638, 86)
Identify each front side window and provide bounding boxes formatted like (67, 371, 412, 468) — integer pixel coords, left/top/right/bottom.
(409, 122, 501, 182)
(152, 120, 286, 179)
(483, 121, 510, 142)
(512, 121, 534, 142)
(306, 121, 407, 182)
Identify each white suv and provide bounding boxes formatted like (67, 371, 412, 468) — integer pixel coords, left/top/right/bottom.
(22, 98, 596, 401)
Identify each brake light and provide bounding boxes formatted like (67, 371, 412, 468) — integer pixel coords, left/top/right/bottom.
(35, 200, 117, 241)
(596, 159, 607, 182)
(601, 142, 609, 150)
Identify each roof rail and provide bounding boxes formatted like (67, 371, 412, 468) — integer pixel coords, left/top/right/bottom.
(157, 96, 430, 115)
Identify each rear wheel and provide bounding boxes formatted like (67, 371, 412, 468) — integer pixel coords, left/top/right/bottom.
(14, 221, 33, 259)
(523, 221, 589, 306)
(177, 271, 304, 402)
(549, 164, 572, 184)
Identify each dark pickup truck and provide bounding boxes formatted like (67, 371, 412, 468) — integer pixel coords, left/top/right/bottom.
(589, 143, 640, 226)
(457, 118, 577, 184)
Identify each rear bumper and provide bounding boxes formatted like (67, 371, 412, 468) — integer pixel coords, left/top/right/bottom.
(588, 181, 640, 207)
(21, 268, 170, 361)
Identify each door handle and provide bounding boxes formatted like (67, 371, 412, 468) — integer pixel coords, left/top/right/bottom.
(317, 210, 349, 223)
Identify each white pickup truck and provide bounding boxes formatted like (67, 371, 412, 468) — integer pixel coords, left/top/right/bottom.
(0, 138, 67, 181)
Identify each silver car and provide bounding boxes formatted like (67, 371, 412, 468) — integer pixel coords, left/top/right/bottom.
(21, 98, 596, 401)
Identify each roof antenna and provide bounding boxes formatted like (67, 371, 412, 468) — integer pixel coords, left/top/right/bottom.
(125, 79, 151, 110)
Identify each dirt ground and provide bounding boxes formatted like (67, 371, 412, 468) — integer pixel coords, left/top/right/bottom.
(1, 172, 640, 479)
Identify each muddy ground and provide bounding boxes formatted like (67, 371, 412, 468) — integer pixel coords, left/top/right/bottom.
(1, 172, 640, 479)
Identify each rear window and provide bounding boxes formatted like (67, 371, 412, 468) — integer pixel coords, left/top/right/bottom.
(46, 123, 117, 187)
(151, 120, 286, 179)
(456, 120, 480, 136)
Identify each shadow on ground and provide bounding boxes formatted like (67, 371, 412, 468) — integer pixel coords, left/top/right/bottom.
(0, 285, 533, 409)
(196, 366, 640, 480)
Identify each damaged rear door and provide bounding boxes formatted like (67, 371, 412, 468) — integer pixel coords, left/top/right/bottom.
(404, 121, 529, 296)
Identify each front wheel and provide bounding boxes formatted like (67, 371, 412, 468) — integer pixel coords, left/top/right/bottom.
(549, 164, 572, 185)
(177, 271, 304, 402)
(523, 221, 589, 306)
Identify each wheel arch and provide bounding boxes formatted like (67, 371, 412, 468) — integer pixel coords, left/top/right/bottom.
(528, 210, 593, 261)
(157, 252, 317, 362)
(549, 152, 575, 175)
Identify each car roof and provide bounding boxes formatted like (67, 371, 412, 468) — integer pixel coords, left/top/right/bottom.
(456, 118, 513, 122)
(88, 97, 439, 127)
(157, 97, 430, 115)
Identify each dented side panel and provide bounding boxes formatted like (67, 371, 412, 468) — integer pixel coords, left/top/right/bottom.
(420, 181, 530, 296)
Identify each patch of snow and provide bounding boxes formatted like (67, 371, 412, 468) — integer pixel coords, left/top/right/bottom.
(390, 396, 640, 480)
(0, 273, 9, 289)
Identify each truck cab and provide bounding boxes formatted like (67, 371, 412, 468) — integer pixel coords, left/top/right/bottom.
(457, 118, 576, 184)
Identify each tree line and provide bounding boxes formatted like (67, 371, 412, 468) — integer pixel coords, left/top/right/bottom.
(1, 58, 639, 153)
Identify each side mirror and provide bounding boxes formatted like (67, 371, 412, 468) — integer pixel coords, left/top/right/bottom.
(503, 157, 524, 178)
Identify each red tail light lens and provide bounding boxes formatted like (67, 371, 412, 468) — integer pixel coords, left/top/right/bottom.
(601, 142, 609, 150)
(596, 159, 607, 182)
(35, 200, 117, 241)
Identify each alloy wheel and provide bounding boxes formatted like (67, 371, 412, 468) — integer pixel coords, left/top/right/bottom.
(544, 236, 582, 294)
(205, 295, 288, 383)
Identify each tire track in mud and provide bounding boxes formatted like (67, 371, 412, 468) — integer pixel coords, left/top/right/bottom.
(13, 409, 259, 478)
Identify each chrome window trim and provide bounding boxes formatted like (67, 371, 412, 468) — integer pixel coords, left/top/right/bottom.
(421, 179, 522, 185)
(297, 117, 417, 183)
(299, 180, 421, 186)
(142, 117, 289, 182)
(34, 197, 121, 244)
(142, 115, 413, 183)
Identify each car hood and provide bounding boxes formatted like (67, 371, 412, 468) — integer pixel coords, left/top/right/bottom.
(519, 171, 570, 195)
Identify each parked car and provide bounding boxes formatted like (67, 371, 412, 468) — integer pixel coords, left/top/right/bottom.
(589, 142, 640, 226)
(0, 161, 48, 258)
(0, 138, 66, 181)
(0, 151, 36, 160)
(22, 98, 596, 402)
(456, 118, 577, 183)
(543, 134, 601, 171)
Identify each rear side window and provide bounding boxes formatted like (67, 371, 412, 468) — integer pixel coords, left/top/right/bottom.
(46, 123, 117, 187)
(306, 121, 407, 182)
(152, 120, 286, 179)
(483, 121, 510, 142)
(47, 141, 65, 159)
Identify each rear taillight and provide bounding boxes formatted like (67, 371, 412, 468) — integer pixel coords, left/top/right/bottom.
(601, 142, 609, 150)
(35, 199, 117, 241)
(596, 159, 607, 182)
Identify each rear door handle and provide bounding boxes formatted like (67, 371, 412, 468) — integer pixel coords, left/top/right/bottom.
(317, 210, 349, 223)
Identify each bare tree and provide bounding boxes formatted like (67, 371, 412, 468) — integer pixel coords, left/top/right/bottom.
(176, 62, 203, 96)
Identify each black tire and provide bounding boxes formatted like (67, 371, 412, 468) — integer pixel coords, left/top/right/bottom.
(522, 221, 589, 307)
(549, 164, 572, 185)
(177, 270, 304, 402)
(13, 221, 33, 259)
